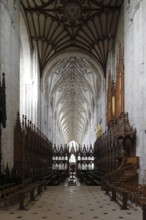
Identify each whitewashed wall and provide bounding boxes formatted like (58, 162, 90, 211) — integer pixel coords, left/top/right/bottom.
(20, 13, 41, 128)
(0, 0, 20, 170)
(94, 83, 106, 136)
(124, 0, 146, 183)
(83, 76, 106, 146)
(0, 0, 41, 170)
(106, 0, 146, 183)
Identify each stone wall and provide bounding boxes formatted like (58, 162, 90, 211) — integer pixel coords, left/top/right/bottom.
(0, 0, 20, 170)
(106, 0, 146, 183)
(124, 0, 146, 183)
(20, 12, 41, 128)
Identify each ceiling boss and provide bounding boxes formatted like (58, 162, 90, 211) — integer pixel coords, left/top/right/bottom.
(64, 2, 81, 22)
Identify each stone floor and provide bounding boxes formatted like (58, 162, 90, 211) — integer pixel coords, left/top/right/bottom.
(0, 183, 142, 220)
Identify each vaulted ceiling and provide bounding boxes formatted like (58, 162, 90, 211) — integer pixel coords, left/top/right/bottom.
(20, 0, 123, 75)
(46, 56, 101, 143)
(20, 0, 123, 143)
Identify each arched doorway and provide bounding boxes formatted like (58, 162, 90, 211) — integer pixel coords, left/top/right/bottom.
(68, 141, 77, 184)
(69, 154, 76, 182)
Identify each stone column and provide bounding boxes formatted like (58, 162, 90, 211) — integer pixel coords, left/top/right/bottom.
(124, 0, 146, 183)
(0, 0, 20, 170)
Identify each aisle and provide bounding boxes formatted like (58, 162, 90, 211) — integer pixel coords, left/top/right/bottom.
(0, 186, 142, 220)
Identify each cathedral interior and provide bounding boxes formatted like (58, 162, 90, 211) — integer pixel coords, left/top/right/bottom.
(0, 0, 146, 219)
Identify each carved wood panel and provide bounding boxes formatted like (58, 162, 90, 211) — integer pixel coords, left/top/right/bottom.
(116, 45, 124, 117)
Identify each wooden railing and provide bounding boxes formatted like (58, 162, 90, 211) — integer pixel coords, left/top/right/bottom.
(104, 179, 146, 220)
(101, 156, 141, 212)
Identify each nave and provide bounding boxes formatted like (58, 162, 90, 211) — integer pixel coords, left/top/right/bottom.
(1, 1, 146, 219)
(0, 185, 142, 220)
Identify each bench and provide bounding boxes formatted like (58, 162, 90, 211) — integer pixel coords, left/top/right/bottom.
(105, 180, 129, 210)
(77, 170, 101, 186)
(119, 182, 146, 207)
(93, 179, 100, 185)
(17, 182, 42, 210)
(0, 179, 33, 208)
(43, 170, 67, 186)
(0, 184, 22, 208)
(40, 175, 52, 187)
(104, 180, 146, 220)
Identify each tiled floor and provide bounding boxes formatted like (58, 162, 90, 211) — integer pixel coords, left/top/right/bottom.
(0, 185, 142, 220)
